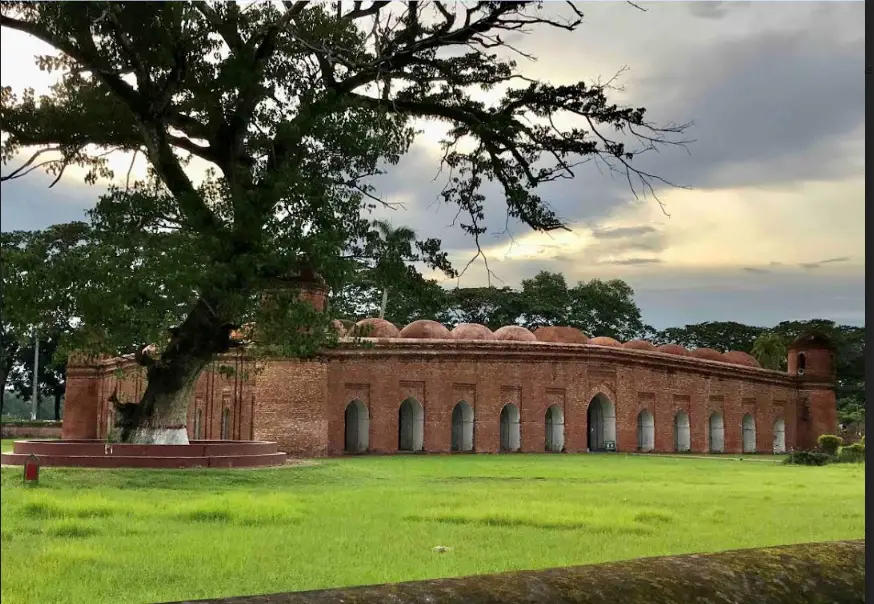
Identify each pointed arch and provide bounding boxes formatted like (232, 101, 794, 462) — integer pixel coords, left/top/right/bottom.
(637, 409, 655, 452)
(451, 401, 474, 452)
(398, 398, 424, 451)
(773, 417, 786, 454)
(673, 410, 691, 452)
(708, 412, 725, 453)
(499, 403, 521, 452)
(220, 408, 231, 440)
(344, 399, 369, 453)
(742, 413, 756, 453)
(545, 405, 565, 452)
(587, 393, 616, 452)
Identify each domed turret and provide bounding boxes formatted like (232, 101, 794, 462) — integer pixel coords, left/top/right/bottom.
(623, 339, 656, 351)
(493, 325, 537, 342)
(788, 331, 836, 381)
(589, 336, 622, 347)
(451, 323, 495, 340)
(691, 347, 725, 362)
(657, 344, 688, 356)
(533, 326, 589, 344)
(349, 318, 400, 338)
(400, 320, 451, 339)
(722, 351, 761, 368)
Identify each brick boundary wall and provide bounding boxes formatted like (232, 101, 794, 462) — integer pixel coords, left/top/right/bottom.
(163, 540, 865, 604)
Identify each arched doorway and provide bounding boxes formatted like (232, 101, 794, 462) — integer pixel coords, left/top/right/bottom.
(708, 412, 724, 453)
(398, 398, 425, 451)
(673, 410, 691, 452)
(344, 400, 369, 453)
(545, 405, 564, 452)
(220, 408, 230, 440)
(587, 394, 616, 452)
(499, 403, 521, 452)
(637, 409, 655, 452)
(451, 401, 474, 452)
(742, 413, 756, 453)
(194, 408, 203, 440)
(773, 418, 786, 453)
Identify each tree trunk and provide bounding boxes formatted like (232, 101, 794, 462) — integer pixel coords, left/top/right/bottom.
(54, 391, 62, 421)
(117, 297, 230, 445)
(379, 287, 389, 319)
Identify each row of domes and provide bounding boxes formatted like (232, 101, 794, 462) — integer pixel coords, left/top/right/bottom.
(336, 319, 762, 368)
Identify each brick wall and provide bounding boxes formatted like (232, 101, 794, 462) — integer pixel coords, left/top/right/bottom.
(63, 339, 835, 458)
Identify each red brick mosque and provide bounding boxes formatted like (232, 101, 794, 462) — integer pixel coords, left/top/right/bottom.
(61, 274, 837, 458)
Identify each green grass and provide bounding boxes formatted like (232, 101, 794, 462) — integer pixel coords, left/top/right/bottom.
(0, 454, 864, 604)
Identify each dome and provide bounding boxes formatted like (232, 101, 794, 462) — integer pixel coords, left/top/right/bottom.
(722, 350, 761, 368)
(788, 331, 834, 351)
(400, 320, 451, 339)
(691, 347, 725, 362)
(658, 343, 689, 356)
(451, 323, 495, 340)
(533, 326, 589, 344)
(349, 318, 400, 338)
(623, 339, 656, 351)
(493, 325, 537, 342)
(331, 320, 347, 337)
(589, 336, 622, 347)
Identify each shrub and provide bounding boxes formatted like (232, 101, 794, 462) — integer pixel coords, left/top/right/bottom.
(837, 443, 865, 464)
(784, 450, 833, 466)
(817, 434, 843, 456)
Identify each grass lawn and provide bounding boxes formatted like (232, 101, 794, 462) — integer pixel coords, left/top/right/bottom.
(0, 453, 864, 604)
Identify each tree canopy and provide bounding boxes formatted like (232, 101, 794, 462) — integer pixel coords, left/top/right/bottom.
(0, 1, 689, 442)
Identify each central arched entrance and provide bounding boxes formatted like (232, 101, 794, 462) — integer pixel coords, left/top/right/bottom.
(587, 394, 616, 452)
(499, 403, 521, 452)
(398, 398, 424, 451)
(637, 409, 655, 452)
(673, 410, 691, 452)
(545, 405, 564, 452)
(344, 400, 369, 453)
(451, 401, 474, 452)
(708, 412, 725, 453)
(773, 418, 786, 454)
(742, 413, 756, 453)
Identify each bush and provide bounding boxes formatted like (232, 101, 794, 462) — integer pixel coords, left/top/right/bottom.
(817, 434, 843, 456)
(784, 450, 833, 466)
(837, 443, 865, 464)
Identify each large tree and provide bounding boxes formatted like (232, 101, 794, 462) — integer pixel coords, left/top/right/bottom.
(1, 2, 686, 443)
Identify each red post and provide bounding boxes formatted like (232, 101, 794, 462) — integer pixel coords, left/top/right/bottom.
(23, 454, 40, 485)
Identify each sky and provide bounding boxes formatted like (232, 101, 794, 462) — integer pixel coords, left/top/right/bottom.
(0, 1, 865, 331)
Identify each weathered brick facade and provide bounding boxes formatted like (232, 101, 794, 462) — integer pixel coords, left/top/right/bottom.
(64, 329, 836, 457)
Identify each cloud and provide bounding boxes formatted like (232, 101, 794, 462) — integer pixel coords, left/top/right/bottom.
(743, 267, 771, 274)
(601, 257, 662, 266)
(590, 225, 658, 239)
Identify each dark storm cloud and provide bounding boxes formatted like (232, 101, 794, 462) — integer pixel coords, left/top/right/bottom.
(367, 2, 863, 252)
(631, 11, 864, 191)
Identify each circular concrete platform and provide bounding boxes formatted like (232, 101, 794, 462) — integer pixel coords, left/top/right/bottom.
(1, 439, 287, 469)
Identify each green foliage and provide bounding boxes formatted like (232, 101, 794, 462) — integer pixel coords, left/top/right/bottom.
(751, 332, 787, 370)
(837, 443, 865, 464)
(784, 450, 833, 466)
(817, 434, 843, 456)
(654, 321, 765, 353)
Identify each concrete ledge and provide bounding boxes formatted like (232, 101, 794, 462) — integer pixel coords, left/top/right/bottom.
(165, 540, 864, 604)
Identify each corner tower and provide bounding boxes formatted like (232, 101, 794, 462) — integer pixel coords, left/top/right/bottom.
(788, 331, 837, 449)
